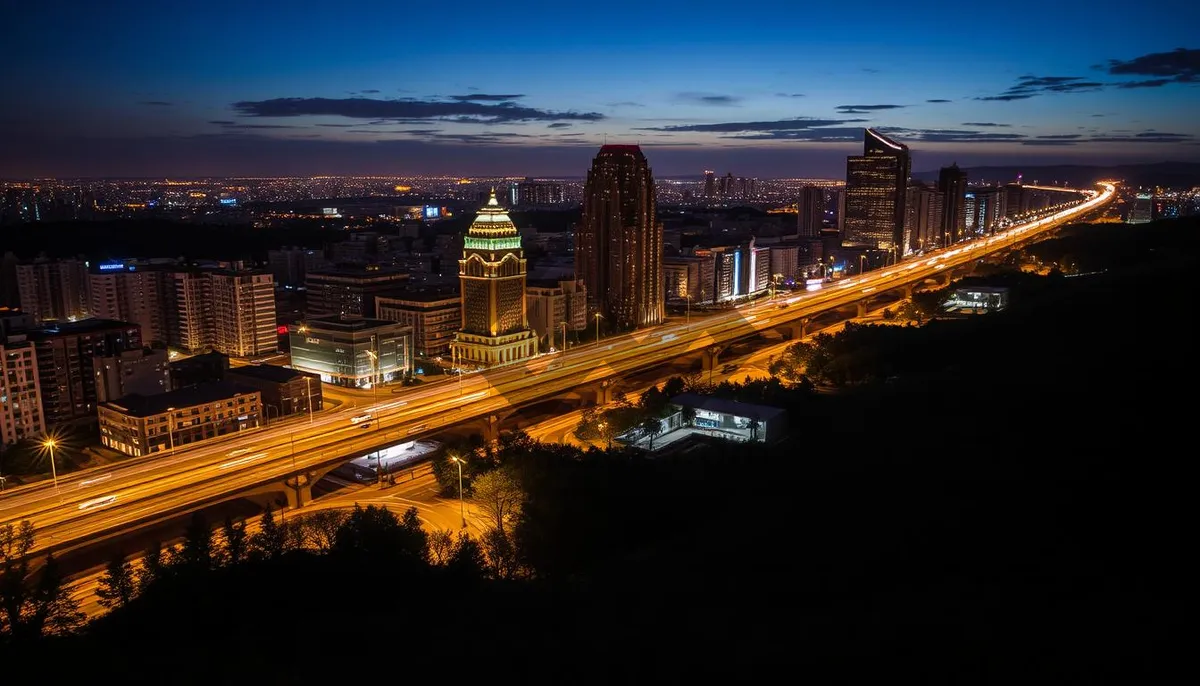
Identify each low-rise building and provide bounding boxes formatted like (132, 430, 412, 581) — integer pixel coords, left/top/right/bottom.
(226, 364, 322, 422)
(169, 351, 229, 389)
(289, 315, 412, 387)
(98, 380, 262, 457)
(670, 393, 786, 444)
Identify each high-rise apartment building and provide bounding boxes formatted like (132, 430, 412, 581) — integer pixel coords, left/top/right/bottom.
(797, 186, 825, 238)
(16, 258, 90, 322)
(0, 338, 44, 448)
(703, 170, 716, 199)
(525, 279, 588, 352)
(577, 145, 663, 330)
(305, 267, 409, 318)
(938, 164, 969, 246)
(267, 247, 327, 288)
(452, 191, 537, 367)
(209, 270, 277, 358)
(967, 187, 1006, 235)
(27, 318, 142, 426)
(88, 262, 170, 347)
(843, 129, 911, 250)
(904, 186, 945, 253)
(168, 270, 212, 354)
(513, 178, 565, 207)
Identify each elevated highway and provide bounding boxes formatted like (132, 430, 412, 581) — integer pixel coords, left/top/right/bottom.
(0, 183, 1115, 556)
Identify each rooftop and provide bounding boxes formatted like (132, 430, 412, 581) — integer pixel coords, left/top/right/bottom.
(227, 364, 316, 384)
(301, 315, 402, 331)
(377, 289, 460, 304)
(105, 381, 258, 417)
(670, 393, 787, 423)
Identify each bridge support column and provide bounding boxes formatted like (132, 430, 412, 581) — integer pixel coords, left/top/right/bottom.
(701, 345, 723, 373)
(590, 378, 617, 406)
(903, 284, 914, 299)
(780, 318, 808, 340)
(482, 415, 500, 443)
(856, 301, 868, 318)
(283, 473, 315, 509)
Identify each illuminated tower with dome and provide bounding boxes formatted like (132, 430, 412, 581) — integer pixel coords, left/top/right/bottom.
(451, 190, 538, 368)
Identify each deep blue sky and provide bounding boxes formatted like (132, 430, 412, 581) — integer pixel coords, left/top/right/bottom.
(3, 0, 1198, 178)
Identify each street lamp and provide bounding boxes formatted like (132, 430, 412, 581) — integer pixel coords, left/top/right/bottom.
(304, 376, 315, 424)
(449, 454, 466, 528)
(42, 437, 63, 503)
(560, 320, 568, 355)
(859, 254, 867, 274)
(365, 349, 379, 406)
(685, 294, 692, 329)
(594, 313, 603, 345)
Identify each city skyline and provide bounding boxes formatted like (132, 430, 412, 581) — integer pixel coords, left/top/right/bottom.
(3, 1, 1198, 178)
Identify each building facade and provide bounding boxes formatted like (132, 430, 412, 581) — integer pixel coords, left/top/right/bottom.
(525, 279, 587, 351)
(513, 178, 565, 207)
(290, 315, 412, 387)
(88, 263, 170, 347)
(904, 186, 945, 253)
(16, 258, 90, 322)
(0, 338, 44, 448)
(796, 186, 825, 238)
(225, 364, 322, 421)
(304, 267, 410, 318)
(452, 191, 538, 368)
(209, 270, 277, 358)
(93, 348, 171, 403)
(577, 145, 664, 330)
(98, 381, 262, 457)
(375, 290, 461, 358)
(843, 129, 911, 250)
(27, 318, 142, 426)
(938, 164, 969, 246)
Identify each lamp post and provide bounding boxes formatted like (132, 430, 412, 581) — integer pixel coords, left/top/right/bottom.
(365, 348, 379, 407)
(859, 254, 867, 275)
(686, 294, 691, 329)
(166, 407, 176, 455)
(449, 454, 466, 528)
(42, 438, 63, 503)
(304, 376, 314, 425)
(560, 320, 567, 355)
(289, 433, 302, 508)
(594, 313, 603, 345)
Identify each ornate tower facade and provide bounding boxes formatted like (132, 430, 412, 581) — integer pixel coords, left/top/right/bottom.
(451, 190, 537, 368)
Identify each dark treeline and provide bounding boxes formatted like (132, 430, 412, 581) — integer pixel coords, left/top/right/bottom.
(5, 218, 1190, 681)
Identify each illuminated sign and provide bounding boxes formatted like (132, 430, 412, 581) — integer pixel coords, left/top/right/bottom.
(219, 197, 238, 206)
(98, 261, 126, 271)
(423, 205, 440, 219)
(322, 207, 338, 216)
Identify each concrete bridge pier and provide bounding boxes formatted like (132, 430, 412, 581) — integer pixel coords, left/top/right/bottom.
(779, 318, 809, 340)
(701, 345, 725, 373)
(903, 283, 914, 299)
(282, 472, 317, 509)
(856, 301, 868, 318)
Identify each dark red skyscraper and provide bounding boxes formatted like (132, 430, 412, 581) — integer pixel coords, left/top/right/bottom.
(577, 145, 663, 330)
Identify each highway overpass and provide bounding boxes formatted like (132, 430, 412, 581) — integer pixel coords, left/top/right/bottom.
(0, 183, 1116, 556)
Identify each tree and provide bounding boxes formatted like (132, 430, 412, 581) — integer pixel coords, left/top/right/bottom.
(662, 376, 686, 398)
(678, 405, 696, 428)
(640, 416, 664, 450)
(221, 516, 247, 566)
(471, 467, 526, 535)
(176, 513, 214, 572)
(293, 510, 346, 552)
(1, 520, 36, 638)
(96, 554, 137, 610)
(446, 532, 486, 578)
(574, 407, 599, 442)
(428, 529, 455, 565)
(28, 554, 85, 637)
(639, 386, 668, 415)
(481, 527, 520, 580)
(250, 506, 286, 560)
(333, 505, 427, 564)
(138, 541, 166, 593)
(882, 308, 896, 321)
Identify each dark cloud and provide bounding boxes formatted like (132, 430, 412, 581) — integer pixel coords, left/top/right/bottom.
(962, 122, 1011, 127)
(835, 104, 904, 114)
(926, 99, 952, 103)
(676, 92, 742, 106)
(1035, 134, 1083, 139)
(447, 93, 525, 102)
(315, 123, 355, 128)
(862, 68, 880, 74)
(638, 117, 867, 133)
(209, 120, 297, 130)
(547, 123, 572, 129)
(1091, 114, 1106, 117)
(775, 93, 806, 98)
(139, 101, 173, 106)
(1106, 47, 1200, 83)
(360, 89, 380, 94)
(721, 127, 866, 142)
(978, 75, 1103, 101)
(231, 97, 604, 124)
(1021, 140, 1077, 146)
(606, 101, 645, 108)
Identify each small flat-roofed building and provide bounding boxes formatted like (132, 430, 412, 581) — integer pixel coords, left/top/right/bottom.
(98, 380, 262, 457)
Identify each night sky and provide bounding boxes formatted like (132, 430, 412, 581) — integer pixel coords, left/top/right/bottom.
(3, 0, 1198, 178)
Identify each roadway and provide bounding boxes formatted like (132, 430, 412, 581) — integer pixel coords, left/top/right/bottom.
(0, 182, 1116, 556)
